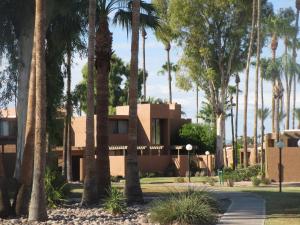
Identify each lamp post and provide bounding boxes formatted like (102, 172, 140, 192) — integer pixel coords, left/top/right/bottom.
(205, 151, 210, 177)
(186, 144, 193, 182)
(276, 141, 284, 193)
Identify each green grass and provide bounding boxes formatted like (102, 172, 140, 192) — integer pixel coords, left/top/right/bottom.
(140, 176, 212, 184)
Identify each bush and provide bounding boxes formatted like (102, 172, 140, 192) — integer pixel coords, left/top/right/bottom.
(251, 177, 261, 187)
(45, 167, 70, 208)
(261, 177, 271, 185)
(103, 187, 126, 215)
(207, 177, 217, 186)
(164, 162, 178, 177)
(175, 177, 185, 183)
(149, 190, 218, 225)
(111, 176, 121, 183)
(223, 165, 261, 183)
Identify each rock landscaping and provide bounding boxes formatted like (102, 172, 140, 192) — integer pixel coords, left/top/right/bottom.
(0, 204, 156, 225)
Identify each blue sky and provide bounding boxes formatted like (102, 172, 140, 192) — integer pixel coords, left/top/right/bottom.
(0, 0, 297, 139)
(71, 0, 297, 140)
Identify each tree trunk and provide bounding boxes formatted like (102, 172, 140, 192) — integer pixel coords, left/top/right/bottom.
(15, 43, 36, 216)
(235, 75, 240, 169)
(28, 0, 47, 220)
(166, 44, 172, 104)
(95, 15, 112, 198)
(243, 0, 256, 168)
(81, 0, 98, 206)
(0, 148, 11, 218)
(14, 22, 35, 181)
(216, 114, 224, 169)
(142, 28, 147, 102)
(271, 34, 278, 133)
(196, 85, 199, 123)
(125, 0, 143, 204)
(251, 0, 261, 165)
(230, 95, 235, 170)
(284, 40, 290, 130)
(260, 61, 265, 174)
(66, 48, 73, 182)
(292, 9, 299, 129)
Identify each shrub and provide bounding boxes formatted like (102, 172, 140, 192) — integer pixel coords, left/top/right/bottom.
(164, 162, 178, 177)
(251, 177, 261, 187)
(207, 177, 217, 186)
(149, 190, 218, 225)
(45, 167, 70, 208)
(111, 176, 121, 183)
(103, 187, 126, 215)
(261, 177, 271, 185)
(175, 177, 185, 183)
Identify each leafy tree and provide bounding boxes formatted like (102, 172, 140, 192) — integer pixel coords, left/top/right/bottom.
(72, 55, 145, 114)
(178, 124, 216, 154)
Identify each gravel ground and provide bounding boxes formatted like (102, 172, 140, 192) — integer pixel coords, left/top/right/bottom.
(0, 204, 156, 225)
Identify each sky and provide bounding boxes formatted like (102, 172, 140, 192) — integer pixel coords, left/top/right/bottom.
(0, 0, 297, 140)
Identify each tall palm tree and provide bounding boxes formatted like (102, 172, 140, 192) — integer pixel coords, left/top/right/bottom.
(81, 0, 98, 206)
(96, 0, 158, 198)
(142, 27, 147, 101)
(28, 0, 47, 220)
(252, 0, 262, 165)
(243, 0, 256, 168)
(158, 62, 178, 101)
(228, 86, 236, 169)
(15, 43, 36, 216)
(274, 79, 284, 142)
(153, 0, 177, 104)
(258, 107, 270, 172)
(293, 0, 300, 129)
(235, 74, 240, 169)
(125, 0, 143, 204)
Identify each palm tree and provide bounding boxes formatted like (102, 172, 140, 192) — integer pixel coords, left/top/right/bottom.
(28, 0, 47, 220)
(243, 0, 256, 168)
(274, 79, 284, 142)
(293, 0, 300, 129)
(258, 107, 270, 172)
(278, 8, 296, 130)
(125, 0, 143, 204)
(81, 0, 98, 206)
(142, 27, 147, 101)
(228, 85, 236, 169)
(96, 0, 158, 198)
(158, 62, 178, 101)
(153, 0, 177, 104)
(294, 108, 300, 128)
(15, 43, 36, 216)
(252, 0, 262, 166)
(235, 74, 240, 168)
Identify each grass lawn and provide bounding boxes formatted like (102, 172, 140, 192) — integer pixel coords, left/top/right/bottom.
(69, 179, 300, 225)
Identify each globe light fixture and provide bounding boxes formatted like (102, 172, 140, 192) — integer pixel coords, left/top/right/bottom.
(276, 140, 284, 193)
(185, 144, 193, 182)
(205, 151, 210, 177)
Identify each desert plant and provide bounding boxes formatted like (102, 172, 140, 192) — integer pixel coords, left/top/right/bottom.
(103, 187, 126, 215)
(251, 177, 261, 187)
(149, 190, 218, 225)
(45, 167, 70, 208)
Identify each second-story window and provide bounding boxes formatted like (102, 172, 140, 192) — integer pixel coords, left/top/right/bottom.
(112, 120, 128, 134)
(0, 120, 17, 137)
(152, 119, 161, 145)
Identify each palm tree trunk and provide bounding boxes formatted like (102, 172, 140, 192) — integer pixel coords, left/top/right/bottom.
(142, 28, 147, 102)
(251, 0, 261, 165)
(292, 7, 299, 129)
(28, 0, 47, 220)
(125, 0, 143, 204)
(81, 0, 97, 206)
(95, 16, 112, 198)
(235, 75, 240, 169)
(260, 62, 265, 174)
(66, 48, 73, 182)
(230, 95, 235, 170)
(243, 0, 256, 168)
(271, 34, 278, 133)
(166, 43, 172, 104)
(284, 40, 290, 130)
(15, 42, 36, 216)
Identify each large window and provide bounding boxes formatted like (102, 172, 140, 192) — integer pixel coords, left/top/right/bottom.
(152, 119, 161, 145)
(111, 120, 128, 134)
(0, 120, 17, 137)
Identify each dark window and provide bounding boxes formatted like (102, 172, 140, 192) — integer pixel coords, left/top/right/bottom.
(111, 120, 128, 134)
(268, 139, 274, 147)
(151, 119, 161, 144)
(288, 138, 299, 147)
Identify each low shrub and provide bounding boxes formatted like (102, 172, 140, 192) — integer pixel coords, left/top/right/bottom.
(111, 176, 121, 183)
(149, 190, 218, 225)
(175, 177, 185, 183)
(207, 177, 217, 186)
(251, 177, 261, 187)
(103, 187, 126, 215)
(261, 177, 271, 185)
(45, 167, 70, 208)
